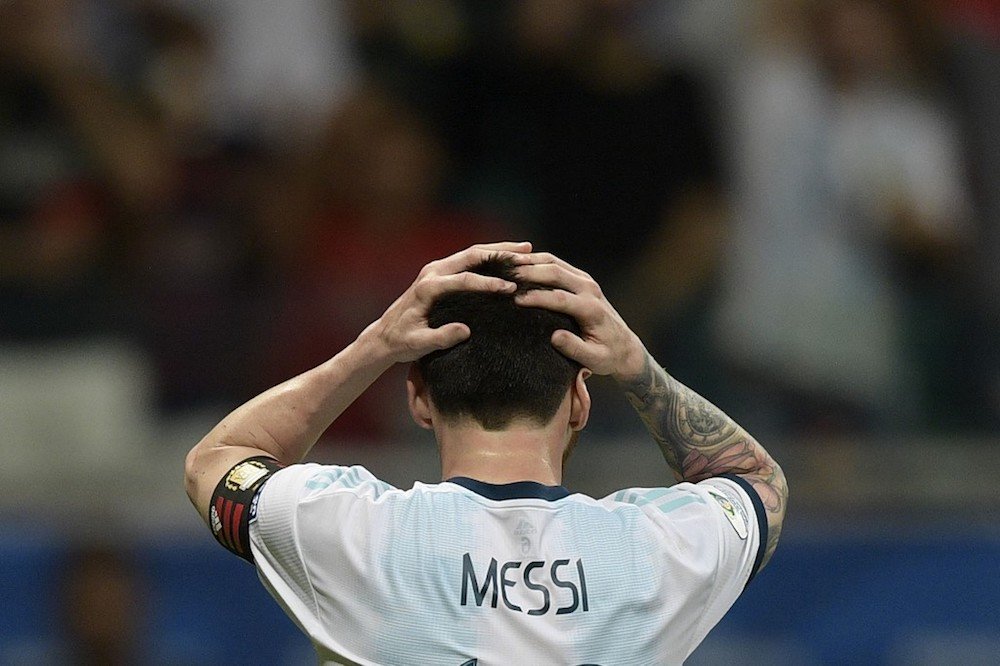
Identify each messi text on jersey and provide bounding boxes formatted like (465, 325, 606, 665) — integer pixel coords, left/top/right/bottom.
(461, 553, 589, 615)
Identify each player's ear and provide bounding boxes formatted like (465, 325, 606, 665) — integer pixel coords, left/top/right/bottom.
(407, 363, 434, 430)
(569, 367, 591, 432)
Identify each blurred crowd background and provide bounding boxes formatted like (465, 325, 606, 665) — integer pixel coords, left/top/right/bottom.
(1, 0, 999, 663)
(3, 0, 999, 438)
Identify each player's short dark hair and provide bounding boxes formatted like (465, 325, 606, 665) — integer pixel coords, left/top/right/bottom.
(418, 255, 582, 430)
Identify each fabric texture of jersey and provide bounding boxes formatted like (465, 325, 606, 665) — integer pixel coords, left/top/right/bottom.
(248, 464, 766, 666)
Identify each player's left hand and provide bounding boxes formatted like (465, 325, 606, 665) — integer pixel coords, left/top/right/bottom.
(370, 242, 532, 364)
(512, 251, 648, 381)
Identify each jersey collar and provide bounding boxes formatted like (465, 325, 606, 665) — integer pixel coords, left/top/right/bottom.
(446, 477, 570, 501)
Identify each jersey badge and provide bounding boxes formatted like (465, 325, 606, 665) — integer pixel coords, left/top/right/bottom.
(709, 490, 748, 540)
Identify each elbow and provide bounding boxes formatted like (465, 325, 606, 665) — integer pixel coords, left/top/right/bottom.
(774, 459, 789, 504)
(183, 443, 205, 506)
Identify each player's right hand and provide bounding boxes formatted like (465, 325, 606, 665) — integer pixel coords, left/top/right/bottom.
(512, 252, 649, 381)
(370, 241, 532, 364)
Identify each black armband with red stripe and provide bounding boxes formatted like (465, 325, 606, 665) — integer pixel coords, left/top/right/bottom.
(210, 456, 284, 562)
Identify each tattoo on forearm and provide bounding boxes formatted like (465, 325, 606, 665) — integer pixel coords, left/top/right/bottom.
(623, 353, 787, 567)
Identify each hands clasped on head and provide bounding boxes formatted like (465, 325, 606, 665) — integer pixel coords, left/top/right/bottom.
(373, 241, 648, 380)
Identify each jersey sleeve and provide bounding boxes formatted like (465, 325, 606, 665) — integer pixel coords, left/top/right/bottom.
(245, 463, 396, 625)
(687, 474, 768, 644)
(607, 473, 768, 650)
(705, 473, 769, 585)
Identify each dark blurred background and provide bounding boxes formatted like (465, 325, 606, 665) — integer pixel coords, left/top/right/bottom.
(1, 0, 998, 663)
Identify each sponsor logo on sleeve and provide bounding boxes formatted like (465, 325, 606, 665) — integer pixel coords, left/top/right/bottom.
(709, 490, 749, 540)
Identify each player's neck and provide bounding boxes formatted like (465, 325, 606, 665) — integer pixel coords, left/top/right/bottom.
(436, 419, 567, 487)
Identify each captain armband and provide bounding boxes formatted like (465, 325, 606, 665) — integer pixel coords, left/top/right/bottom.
(210, 456, 284, 562)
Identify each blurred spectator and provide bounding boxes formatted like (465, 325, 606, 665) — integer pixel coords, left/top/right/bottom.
(349, 1, 727, 321)
(940, 0, 1000, 41)
(0, 0, 263, 411)
(58, 544, 144, 665)
(171, 0, 359, 149)
(101, 1, 275, 412)
(632, 1, 752, 91)
(931, 0, 1000, 428)
(256, 85, 511, 440)
(713, 0, 977, 436)
(479, 1, 726, 312)
(0, 0, 354, 412)
(1, 0, 994, 437)
(0, 0, 171, 340)
(458, 1, 731, 423)
(345, 0, 494, 203)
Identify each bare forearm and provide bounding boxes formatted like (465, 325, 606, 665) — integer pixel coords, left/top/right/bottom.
(618, 351, 787, 565)
(184, 326, 392, 522)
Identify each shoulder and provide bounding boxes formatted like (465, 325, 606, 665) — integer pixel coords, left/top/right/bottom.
(257, 463, 398, 508)
(602, 477, 763, 547)
(606, 476, 768, 584)
(249, 464, 399, 559)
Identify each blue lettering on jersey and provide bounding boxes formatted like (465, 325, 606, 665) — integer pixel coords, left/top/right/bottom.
(461, 553, 589, 615)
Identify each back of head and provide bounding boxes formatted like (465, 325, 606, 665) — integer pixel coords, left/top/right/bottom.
(418, 255, 582, 430)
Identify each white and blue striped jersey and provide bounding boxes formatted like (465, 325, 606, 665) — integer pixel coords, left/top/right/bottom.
(248, 463, 767, 665)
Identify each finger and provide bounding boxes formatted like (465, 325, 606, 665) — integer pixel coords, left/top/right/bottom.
(514, 288, 590, 320)
(417, 271, 517, 302)
(508, 251, 591, 278)
(551, 329, 601, 368)
(470, 241, 533, 253)
(513, 262, 595, 295)
(432, 244, 530, 275)
(417, 322, 471, 352)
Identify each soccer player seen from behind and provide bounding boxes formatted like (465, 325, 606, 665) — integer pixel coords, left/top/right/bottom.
(184, 241, 788, 665)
